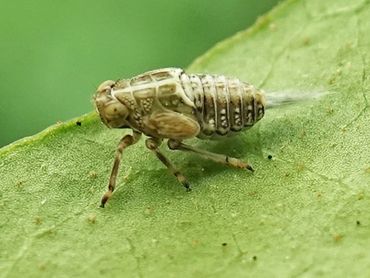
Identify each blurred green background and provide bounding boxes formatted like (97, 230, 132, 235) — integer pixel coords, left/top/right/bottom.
(0, 0, 279, 147)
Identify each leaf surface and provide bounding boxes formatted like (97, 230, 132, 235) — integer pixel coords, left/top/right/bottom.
(1, 0, 370, 276)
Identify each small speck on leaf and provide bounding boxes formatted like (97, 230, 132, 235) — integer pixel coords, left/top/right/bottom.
(37, 262, 47, 271)
(333, 234, 343, 242)
(296, 162, 305, 172)
(267, 155, 273, 160)
(248, 191, 257, 197)
(269, 23, 276, 31)
(191, 239, 200, 247)
(302, 37, 310, 46)
(222, 242, 227, 246)
(88, 171, 97, 179)
(34, 216, 42, 225)
(76, 121, 82, 126)
(144, 207, 154, 216)
(87, 214, 96, 224)
(15, 180, 24, 188)
(357, 193, 364, 200)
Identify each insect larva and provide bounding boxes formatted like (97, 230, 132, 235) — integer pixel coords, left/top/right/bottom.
(95, 68, 266, 207)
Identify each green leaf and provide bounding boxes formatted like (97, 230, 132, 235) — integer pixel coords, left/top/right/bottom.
(1, 0, 370, 276)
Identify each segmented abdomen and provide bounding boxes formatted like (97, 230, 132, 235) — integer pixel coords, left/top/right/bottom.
(179, 72, 266, 137)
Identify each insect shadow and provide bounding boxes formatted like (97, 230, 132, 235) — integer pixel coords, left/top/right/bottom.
(110, 118, 304, 207)
(167, 132, 262, 183)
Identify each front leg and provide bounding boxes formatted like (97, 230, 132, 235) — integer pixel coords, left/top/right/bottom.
(145, 138, 191, 191)
(101, 131, 141, 207)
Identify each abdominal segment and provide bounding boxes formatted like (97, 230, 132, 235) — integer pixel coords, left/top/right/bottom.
(181, 72, 266, 137)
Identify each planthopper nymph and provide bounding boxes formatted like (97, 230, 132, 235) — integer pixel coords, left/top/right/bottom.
(95, 68, 266, 207)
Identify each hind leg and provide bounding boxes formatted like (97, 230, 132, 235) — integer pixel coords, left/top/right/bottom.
(167, 139, 254, 172)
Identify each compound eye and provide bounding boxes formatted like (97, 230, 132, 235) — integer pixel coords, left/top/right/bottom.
(105, 102, 128, 118)
(97, 80, 115, 94)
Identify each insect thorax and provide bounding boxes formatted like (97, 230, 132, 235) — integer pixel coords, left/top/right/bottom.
(110, 68, 195, 134)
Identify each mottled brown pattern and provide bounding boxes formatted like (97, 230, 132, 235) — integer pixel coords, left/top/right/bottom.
(94, 68, 264, 206)
(95, 68, 266, 139)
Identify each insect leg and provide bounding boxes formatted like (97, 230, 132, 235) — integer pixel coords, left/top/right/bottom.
(145, 137, 191, 191)
(167, 139, 254, 172)
(101, 131, 142, 208)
